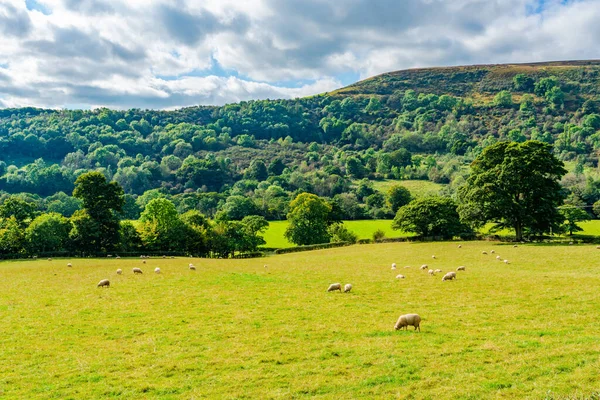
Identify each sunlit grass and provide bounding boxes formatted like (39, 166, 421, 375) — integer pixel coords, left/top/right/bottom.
(1, 243, 600, 398)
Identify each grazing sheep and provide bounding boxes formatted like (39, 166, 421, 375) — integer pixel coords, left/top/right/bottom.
(442, 272, 456, 281)
(67, 263, 72, 267)
(396, 274, 405, 279)
(596, 246, 600, 249)
(391, 263, 397, 270)
(457, 266, 466, 271)
(189, 265, 196, 270)
(569, 241, 574, 245)
(428, 269, 435, 276)
(116, 269, 122, 275)
(491, 250, 495, 254)
(432, 255, 436, 259)
(107, 254, 112, 258)
(47, 258, 52, 261)
(97, 279, 110, 288)
(434, 269, 442, 273)
(420, 264, 428, 270)
(133, 267, 143, 274)
(327, 283, 342, 292)
(142, 260, 146, 264)
(404, 265, 411, 269)
(504, 259, 509, 264)
(344, 284, 352, 293)
(482, 251, 487, 255)
(513, 245, 518, 248)
(496, 255, 501, 260)
(162, 255, 166, 259)
(154, 267, 161, 274)
(458, 245, 462, 248)
(116, 256, 121, 259)
(140, 255, 144, 259)
(394, 314, 421, 331)
(170, 256, 174, 259)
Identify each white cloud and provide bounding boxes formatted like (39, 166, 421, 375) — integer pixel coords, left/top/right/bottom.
(0, 0, 598, 109)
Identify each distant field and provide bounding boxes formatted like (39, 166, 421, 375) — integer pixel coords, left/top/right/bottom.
(367, 179, 445, 197)
(2, 242, 600, 398)
(263, 220, 411, 248)
(263, 219, 600, 249)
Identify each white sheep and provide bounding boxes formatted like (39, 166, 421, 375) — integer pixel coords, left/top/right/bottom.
(434, 269, 442, 273)
(496, 255, 501, 260)
(420, 264, 428, 270)
(97, 279, 110, 288)
(47, 258, 52, 261)
(189, 265, 196, 270)
(133, 267, 143, 274)
(457, 266, 466, 271)
(154, 267, 161, 274)
(404, 265, 411, 269)
(504, 259, 509, 264)
(116, 256, 121, 259)
(67, 263, 72, 267)
(116, 269, 122, 275)
(142, 260, 146, 264)
(513, 245, 518, 248)
(428, 269, 435, 276)
(442, 272, 456, 281)
(327, 283, 342, 292)
(394, 314, 421, 331)
(391, 263, 397, 270)
(491, 250, 495, 254)
(396, 274, 405, 279)
(432, 255, 436, 259)
(162, 255, 166, 259)
(482, 251, 487, 255)
(344, 283, 352, 293)
(458, 245, 462, 248)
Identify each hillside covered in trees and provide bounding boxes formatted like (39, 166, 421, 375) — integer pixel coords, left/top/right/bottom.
(1, 60, 600, 223)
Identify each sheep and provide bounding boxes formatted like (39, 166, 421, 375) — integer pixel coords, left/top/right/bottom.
(442, 272, 456, 281)
(434, 269, 442, 273)
(47, 258, 52, 261)
(457, 266, 466, 271)
(189, 265, 196, 270)
(154, 267, 161, 274)
(344, 284, 352, 293)
(490, 250, 495, 254)
(432, 255, 436, 259)
(404, 265, 411, 269)
(513, 245, 518, 248)
(142, 260, 146, 264)
(133, 267, 143, 274)
(596, 246, 600, 249)
(327, 283, 342, 292)
(391, 263, 397, 270)
(504, 259, 509, 264)
(394, 314, 421, 332)
(458, 245, 462, 248)
(116, 269, 122, 275)
(420, 264, 428, 270)
(496, 255, 501, 260)
(170, 256, 174, 259)
(396, 274, 405, 279)
(97, 279, 110, 288)
(428, 269, 435, 276)
(482, 251, 487, 255)
(67, 263, 72, 268)
(116, 256, 121, 259)
(569, 241, 574, 245)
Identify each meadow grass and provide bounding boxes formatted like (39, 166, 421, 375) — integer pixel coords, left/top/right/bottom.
(262, 220, 411, 248)
(1, 242, 600, 399)
(368, 179, 445, 197)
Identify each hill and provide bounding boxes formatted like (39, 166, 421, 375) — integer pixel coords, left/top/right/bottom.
(0, 60, 600, 222)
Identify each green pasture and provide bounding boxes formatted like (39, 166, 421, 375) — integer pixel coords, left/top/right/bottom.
(368, 179, 445, 197)
(1, 242, 600, 399)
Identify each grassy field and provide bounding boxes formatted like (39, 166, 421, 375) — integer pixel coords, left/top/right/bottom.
(1, 242, 600, 399)
(367, 179, 445, 198)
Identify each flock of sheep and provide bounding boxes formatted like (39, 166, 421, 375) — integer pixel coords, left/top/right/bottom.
(327, 243, 519, 332)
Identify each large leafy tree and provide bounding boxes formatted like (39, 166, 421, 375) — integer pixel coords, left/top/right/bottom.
(72, 171, 124, 251)
(457, 141, 566, 241)
(558, 205, 591, 236)
(392, 196, 469, 239)
(285, 193, 334, 245)
(25, 213, 72, 253)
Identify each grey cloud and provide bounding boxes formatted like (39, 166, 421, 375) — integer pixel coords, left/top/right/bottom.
(0, 3, 32, 37)
(26, 26, 146, 63)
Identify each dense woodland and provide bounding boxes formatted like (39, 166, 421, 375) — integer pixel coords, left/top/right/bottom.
(1, 61, 600, 255)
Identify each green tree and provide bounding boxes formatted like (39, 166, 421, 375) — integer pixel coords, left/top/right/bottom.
(457, 141, 566, 241)
(386, 185, 412, 213)
(0, 216, 25, 254)
(392, 196, 469, 239)
(558, 205, 590, 236)
(72, 171, 124, 251)
(513, 74, 535, 92)
(285, 193, 334, 245)
(139, 198, 184, 251)
(0, 197, 38, 226)
(118, 221, 143, 252)
(494, 90, 513, 107)
(25, 213, 72, 253)
(245, 159, 268, 181)
(328, 223, 358, 243)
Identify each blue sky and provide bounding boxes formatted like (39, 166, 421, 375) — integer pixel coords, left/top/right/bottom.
(0, 0, 598, 109)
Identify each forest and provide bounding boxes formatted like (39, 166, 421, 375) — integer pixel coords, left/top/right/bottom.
(1, 61, 600, 255)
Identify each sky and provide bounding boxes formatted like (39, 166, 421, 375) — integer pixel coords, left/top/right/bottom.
(0, 0, 598, 110)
